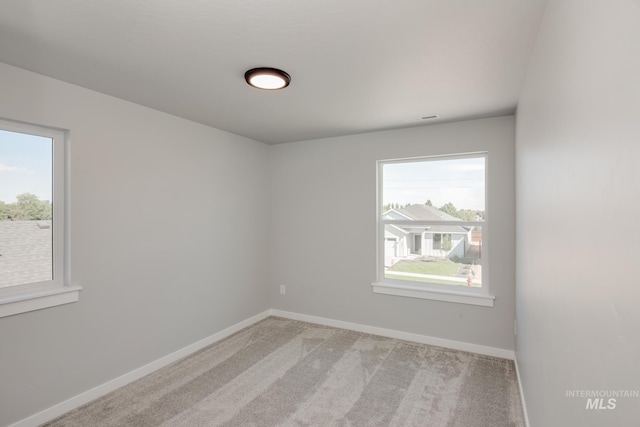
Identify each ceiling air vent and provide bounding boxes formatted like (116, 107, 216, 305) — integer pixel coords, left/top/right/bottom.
(403, 115, 439, 123)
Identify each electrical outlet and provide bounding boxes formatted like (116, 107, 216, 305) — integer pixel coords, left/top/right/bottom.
(280, 285, 286, 295)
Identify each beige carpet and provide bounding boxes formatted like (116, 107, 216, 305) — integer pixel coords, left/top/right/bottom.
(43, 317, 524, 426)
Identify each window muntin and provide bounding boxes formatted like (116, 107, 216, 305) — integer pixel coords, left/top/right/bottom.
(378, 153, 487, 294)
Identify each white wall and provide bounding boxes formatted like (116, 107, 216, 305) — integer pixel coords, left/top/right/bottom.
(516, 1, 640, 425)
(0, 63, 270, 426)
(269, 116, 516, 350)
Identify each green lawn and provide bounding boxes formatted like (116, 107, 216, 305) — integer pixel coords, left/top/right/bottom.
(385, 259, 480, 287)
(387, 259, 464, 276)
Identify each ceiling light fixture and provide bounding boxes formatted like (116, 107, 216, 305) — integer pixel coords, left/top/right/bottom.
(244, 67, 291, 90)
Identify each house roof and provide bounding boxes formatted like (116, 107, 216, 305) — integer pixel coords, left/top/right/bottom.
(0, 220, 52, 288)
(386, 204, 470, 234)
(395, 204, 460, 221)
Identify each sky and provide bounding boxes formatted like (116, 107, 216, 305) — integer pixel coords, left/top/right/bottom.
(383, 156, 485, 211)
(0, 129, 52, 203)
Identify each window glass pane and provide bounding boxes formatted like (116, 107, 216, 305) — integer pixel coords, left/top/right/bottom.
(381, 155, 485, 288)
(384, 226, 482, 287)
(382, 156, 485, 221)
(0, 129, 53, 288)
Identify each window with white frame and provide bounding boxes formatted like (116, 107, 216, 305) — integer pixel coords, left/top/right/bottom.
(0, 118, 79, 317)
(373, 153, 494, 307)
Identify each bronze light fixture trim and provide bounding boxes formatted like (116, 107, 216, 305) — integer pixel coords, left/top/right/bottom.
(245, 67, 291, 90)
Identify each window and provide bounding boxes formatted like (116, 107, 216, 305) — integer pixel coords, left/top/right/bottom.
(433, 233, 442, 250)
(373, 153, 494, 307)
(412, 234, 422, 254)
(0, 118, 80, 317)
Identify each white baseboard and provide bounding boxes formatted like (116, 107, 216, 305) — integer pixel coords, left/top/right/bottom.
(9, 310, 271, 427)
(270, 309, 515, 360)
(514, 354, 530, 427)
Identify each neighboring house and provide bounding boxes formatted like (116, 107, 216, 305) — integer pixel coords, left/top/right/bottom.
(383, 204, 472, 266)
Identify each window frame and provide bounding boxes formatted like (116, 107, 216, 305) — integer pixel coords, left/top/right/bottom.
(372, 152, 494, 307)
(0, 118, 80, 318)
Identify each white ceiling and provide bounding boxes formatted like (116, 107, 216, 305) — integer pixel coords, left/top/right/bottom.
(0, 1, 547, 144)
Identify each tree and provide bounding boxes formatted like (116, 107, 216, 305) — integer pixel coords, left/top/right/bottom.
(437, 202, 486, 221)
(439, 202, 458, 217)
(456, 209, 477, 221)
(425, 199, 433, 206)
(1, 193, 52, 221)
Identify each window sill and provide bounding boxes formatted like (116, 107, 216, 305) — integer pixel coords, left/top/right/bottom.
(0, 285, 82, 318)
(372, 282, 494, 307)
